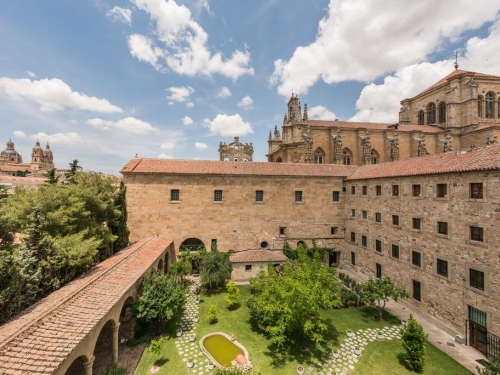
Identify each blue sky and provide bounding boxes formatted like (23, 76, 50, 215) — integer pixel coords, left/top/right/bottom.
(0, 0, 499, 174)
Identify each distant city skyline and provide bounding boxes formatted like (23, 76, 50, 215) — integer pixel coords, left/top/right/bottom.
(1, 0, 499, 174)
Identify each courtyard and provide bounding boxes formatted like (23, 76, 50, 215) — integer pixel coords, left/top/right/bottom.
(133, 283, 472, 375)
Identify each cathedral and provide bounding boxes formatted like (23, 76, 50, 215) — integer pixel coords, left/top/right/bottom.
(267, 69, 500, 165)
(0, 139, 54, 176)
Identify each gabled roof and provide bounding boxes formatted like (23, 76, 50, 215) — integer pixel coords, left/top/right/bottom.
(230, 250, 287, 263)
(407, 69, 500, 100)
(0, 236, 171, 375)
(347, 143, 500, 180)
(121, 159, 358, 177)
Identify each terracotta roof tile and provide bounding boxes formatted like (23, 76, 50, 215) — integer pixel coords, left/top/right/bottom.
(230, 250, 287, 263)
(0, 236, 171, 375)
(347, 143, 500, 180)
(120, 159, 358, 177)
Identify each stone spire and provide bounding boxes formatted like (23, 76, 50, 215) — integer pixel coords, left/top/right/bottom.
(274, 125, 280, 139)
(268, 130, 272, 140)
(303, 103, 308, 121)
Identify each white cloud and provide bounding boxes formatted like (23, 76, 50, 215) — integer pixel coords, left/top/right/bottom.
(237, 95, 253, 110)
(0, 77, 123, 113)
(160, 129, 186, 149)
(309, 105, 336, 120)
(203, 114, 253, 137)
(27, 71, 36, 78)
(216, 87, 232, 98)
(129, 0, 254, 80)
(181, 116, 193, 125)
(270, 0, 500, 96)
(186, 102, 194, 108)
(351, 18, 500, 123)
(87, 117, 160, 134)
(128, 34, 164, 70)
(14, 130, 26, 139)
(107, 6, 132, 25)
(166, 85, 194, 103)
(30, 132, 84, 146)
(194, 0, 212, 15)
(195, 142, 208, 150)
(158, 153, 174, 158)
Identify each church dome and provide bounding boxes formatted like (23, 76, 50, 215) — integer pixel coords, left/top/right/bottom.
(1, 139, 20, 156)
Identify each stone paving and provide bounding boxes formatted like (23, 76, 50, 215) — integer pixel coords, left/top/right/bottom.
(300, 325, 402, 375)
(173, 280, 216, 374)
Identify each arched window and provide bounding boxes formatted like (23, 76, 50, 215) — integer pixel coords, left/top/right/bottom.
(370, 150, 379, 165)
(314, 147, 325, 164)
(342, 148, 352, 165)
(418, 110, 424, 125)
(486, 92, 495, 119)
(427, 102, 436, 125)
(478, 96, 483, 118)
(438, 102, 446, 124)
(498, 98, 500, 118)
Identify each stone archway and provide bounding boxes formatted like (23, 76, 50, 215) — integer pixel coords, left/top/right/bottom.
(65, 355, 91, 375)
(92, 320, 116, 374)
(180, 238, 205, 274)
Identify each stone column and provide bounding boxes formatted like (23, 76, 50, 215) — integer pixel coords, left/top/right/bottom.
(111, 322, 121, 364)
(83, 356, 95, 375)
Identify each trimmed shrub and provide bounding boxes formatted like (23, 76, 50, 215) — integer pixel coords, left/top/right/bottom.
(401, 314, 426, 373)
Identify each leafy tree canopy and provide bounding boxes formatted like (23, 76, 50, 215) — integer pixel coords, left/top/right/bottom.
(360, 277, 409, 321)
(246, 248, 342, 349)
(199, 247, 232, 291)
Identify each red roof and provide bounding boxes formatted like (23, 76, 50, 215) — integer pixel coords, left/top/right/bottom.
(0, 236, 171, 375)
(230, 250, 287, 263)
(347, 143, 500, 180)
(121, 159, 358, 177)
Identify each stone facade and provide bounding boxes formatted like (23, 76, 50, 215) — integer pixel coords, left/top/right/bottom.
(0, 139, 54, 176)
(342, 170, 500, 339)
(268, 70, 500, 165)
(218, 136, 253, 162)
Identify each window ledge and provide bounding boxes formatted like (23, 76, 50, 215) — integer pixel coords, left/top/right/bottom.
(374, 251, 384, 256)
(254, 201, 264, 204)
(436, 233, 450, 239)
(468, 240, 487, 248)
(213, 201, 224, 204)
(411, 229, 422, 233)
(169, 201, 182, 204)
(466, 285, 488, 296)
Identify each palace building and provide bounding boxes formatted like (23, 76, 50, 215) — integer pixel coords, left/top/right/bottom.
(122, 68, 500, 359)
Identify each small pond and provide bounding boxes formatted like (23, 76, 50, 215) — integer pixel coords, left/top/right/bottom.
(200, 332, 248, 368)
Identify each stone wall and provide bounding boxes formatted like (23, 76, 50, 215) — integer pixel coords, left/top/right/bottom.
(124, 174, 347, 253)
(342, 171, 500, 337)
(232, 262, 275, 282)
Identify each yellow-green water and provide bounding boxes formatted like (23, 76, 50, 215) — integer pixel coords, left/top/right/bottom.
(202, 334, 244, 367)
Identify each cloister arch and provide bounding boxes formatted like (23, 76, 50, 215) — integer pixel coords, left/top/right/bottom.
(180, 238, 205, 274)
(65, 355, 89, 375)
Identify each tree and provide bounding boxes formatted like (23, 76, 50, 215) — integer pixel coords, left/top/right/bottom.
(43, 168, 60, 184)
(477, 355, 500, 375)
(199, 248, 232, 291)
(225, 281, 240, 310)
(360, 277, 409, 321)
(110, 181, 129, 253)
(207, 304, 218, 324)
(246, 248, 342, 348)
(64, 159, 82, 183)
(401, 314, 426, 373)
(132, 270, 186, 335)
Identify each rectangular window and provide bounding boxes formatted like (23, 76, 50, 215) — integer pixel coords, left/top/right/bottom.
(350, 209, 356, 218)
(351, 186, 356, 195)
(436, 258, 448, 277)
(376, 185, 382, 196)
(255, 190, 264, 202)
(391, 244, 400, 259)
(437, 221, 448, 235)
(392, 185, 399, 197)
(245, 264, 252, 271)
(412, 218, 421, 230)
(332, 191, 340, 202)
(214, 190, 223, 202)
(376, 263, 382, 278)
(412, 251, 421, 267)
(361, 235, 367, 247)
(351, 251, 356, 266)
(170, 189, 180, 201)
(375, 212, 381, 223)
(331, 227, 338, 235)
(295, 191, 303, 202)
(279, 227, 286, 236)
(392, 215, 399, 226)
(470, 183, 483, 199)
(362, 210, 367, 220)
(437, 183, 447, 198)
(350, 232, 356, 243)
(362, 186, 367, 195)
(470, 269, 485, 291)
(413, 280, 421, 302)
(375, 239, 382, 253)
(412, 184, 421, 197)
(470, 226, 484, 242)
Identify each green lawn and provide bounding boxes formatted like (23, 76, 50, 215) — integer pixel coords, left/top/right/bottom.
(134, 285, 472, 375)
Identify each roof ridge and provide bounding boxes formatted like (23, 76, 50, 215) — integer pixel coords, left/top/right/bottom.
(0, 236, 157, 349)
